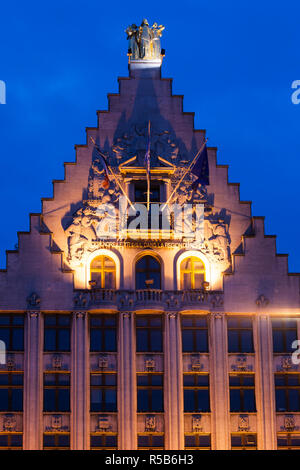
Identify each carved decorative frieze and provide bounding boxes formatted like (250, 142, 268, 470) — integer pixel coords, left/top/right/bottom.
(96, 416, 111, 432)
(6, 355, 16, 371)
(191, 355, 203, 372)
(210, 294, 224, 309)
(52, 355, 62, 370)
(3, 414, 16, 432)
(98, 356, 109, 370)
(256, 294, 269, 307)
(145, 357, 156, 372)
(238, 415, 250, 432)
(231, 355, 253, 372)
(192, 415, 202, 432)
(27, 292, 40, 308)
(145, 415, 156, 432)
(45, 415, 69, 432)
(276, 355, 298, 372)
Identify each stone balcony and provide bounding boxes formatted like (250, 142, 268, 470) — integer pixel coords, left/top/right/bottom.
(73, 288, 224, 313)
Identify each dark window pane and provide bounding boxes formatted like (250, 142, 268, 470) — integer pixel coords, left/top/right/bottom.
(58, 389, 70, 411)
(0, 374, 9, 385)
(0, 329, 9, 349)
(0, 317, 10, 325)
(137, 375, 149, 386)
(152, 435, 164, 447)
(151, 375, 163, 386)
(10, 435, 22, 447)
(138, 435, 150, 447)
(58, 316, 71, 326)
(197, 375, 209, 386)
(197, 390, 210, 411)
(104, 389, 117, 411)
(137, 389, 149, 412)
(231, 435, 242, 447)
(183, 375, 195, 386)
(151, 389, 163, 411)
(58, 374, 70, 386)
(44, 329, 56, 351)
(58, 329, 70, 351)
(0, 389, 8, 410)
(230, 389, 241, 412)
(182, 331, 193, 352)
(288, 389, 300, 411)
(43, 435, 56, 447)
(11, 389, 23, 411)
(105, 329, 116, 352)
(106, 435, 117, 447)
(44, 389, 56, 412)
(91, 389, 101, 412)
(185, 435, 196, 447)
(243, 389, 256, 411)
(58, 435, 70, 447)
(286, 330, 298, 352)
(12, 329, 24, 351)
(276, 389, 287, 412)
(90, 330, 102, 352)
(228, 331, 239, 353)
(241, 331, 253, 352)
(136, 330, 148, 352)
(199, 435, 211, 447)
(150, 330, 162, 351)
(44, 316, 57, 326)
(195, 330, 208, 352)
(11, 374, 23, 385)
(184, 390, 195, 412)
(91, 436, 102, 447)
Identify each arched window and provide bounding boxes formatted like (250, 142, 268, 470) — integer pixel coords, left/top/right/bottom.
(136, 255, 161, 290)
(180, 256, 205, 290)
(90, 255, 116, 288)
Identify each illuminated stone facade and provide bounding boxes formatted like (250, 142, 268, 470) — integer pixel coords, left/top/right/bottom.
(0, 38, 299, 450)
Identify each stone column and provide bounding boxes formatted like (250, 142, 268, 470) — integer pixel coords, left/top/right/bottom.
(23, 311, 43, 450)
(164, 312, 184, 450)
(70, 311, 90, 450)
(118, 312, 136, 449)
(210, 312, 230, 450)
(253, 314, 276, 449)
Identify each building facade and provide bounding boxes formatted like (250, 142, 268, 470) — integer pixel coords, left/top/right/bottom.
(0, 22, 299, 450)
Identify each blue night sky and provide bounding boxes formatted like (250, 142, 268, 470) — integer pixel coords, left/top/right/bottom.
(0, 0, 299, 271)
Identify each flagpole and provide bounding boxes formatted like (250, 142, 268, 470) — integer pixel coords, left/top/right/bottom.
(90, 137, 135, 210)
(161, 138, 208, 211)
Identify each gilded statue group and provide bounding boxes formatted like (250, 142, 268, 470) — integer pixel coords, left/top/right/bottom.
(125, 19, 165, 60)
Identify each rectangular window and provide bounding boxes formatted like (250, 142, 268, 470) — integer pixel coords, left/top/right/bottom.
(227, 317, 254, 353)
(136, 315, 163, 352)
(0, 372, 23, 411)
(90, 315, 117, 352)
(0, 315, 24, 351)
(231, 434, 257, 450)
(90, 373, 117, 412)
(0, 433, 22, 449)
(272, 319, 298, 353)
(43, 433, 70, 449)
(183, 374, 210, 412)
(229, 374, 256, 412)
(275, 374, 300, 412)
(90, 434, 117, 449)
(137, 374, 164, 412)
(134, 182, 161, 203)
(43, 373, 70, 412)
(181, 316, 208, 353)
(277, 433, 300, 449)
(184, 434, 211, 449)
(44, 315, 71, 352)
(137, 434, 164, 449)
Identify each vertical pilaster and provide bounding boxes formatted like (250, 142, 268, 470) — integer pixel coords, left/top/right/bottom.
(71, 311, 90, 450)
(210, 312, 230, 449)
(23, 311, 43, 450)
(164, 312, 184, 450)
(118, 312, 136, 449)
(254, 314, 276, 449)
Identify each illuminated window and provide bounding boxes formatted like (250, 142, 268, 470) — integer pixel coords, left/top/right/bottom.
(275, 374, 300, 412)
(231, 434, 257, 450)
(90, 255, 116, 289)
(136, 256, 161, 290)
(180, 257, 205, 290)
